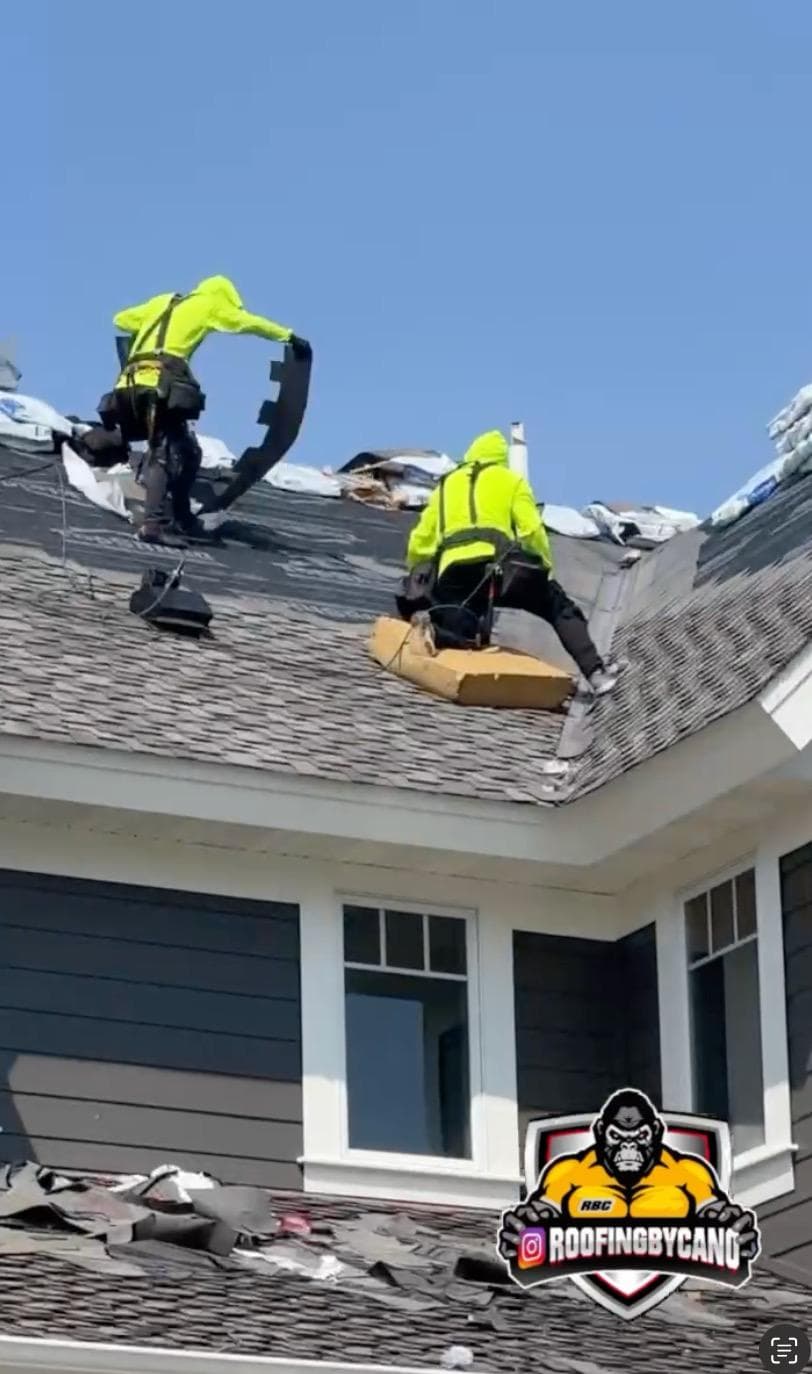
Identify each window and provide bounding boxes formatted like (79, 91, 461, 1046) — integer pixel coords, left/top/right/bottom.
(342, 903, 471, 1159)
(685, 868, 764, 1154)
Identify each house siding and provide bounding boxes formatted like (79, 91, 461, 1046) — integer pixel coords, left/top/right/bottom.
(514, 924, 661, 1147)
(759, 843, 812, 1276)
(0, 870, 303, 1188)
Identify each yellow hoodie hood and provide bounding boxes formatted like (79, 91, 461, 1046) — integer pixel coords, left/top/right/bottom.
(461, 430, 509, 467)
(193, 275, 244, 308)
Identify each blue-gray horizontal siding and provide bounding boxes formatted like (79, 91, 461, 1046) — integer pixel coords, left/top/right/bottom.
(514, 925, 661, 1149)
(758, 844, 812, 1277)
(0, 871, 303, 1188)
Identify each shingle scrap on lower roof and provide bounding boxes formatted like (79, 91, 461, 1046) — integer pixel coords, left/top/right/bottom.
(0, 1190, 808, 1374)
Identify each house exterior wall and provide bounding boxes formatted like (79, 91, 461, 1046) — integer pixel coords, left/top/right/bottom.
(514, 924, 660, 1145)
(758, 841, 812, 1276)
(0, 808, 630, 1209)
(0, 869, 302, 1188)
(619, 801, 812, 1242)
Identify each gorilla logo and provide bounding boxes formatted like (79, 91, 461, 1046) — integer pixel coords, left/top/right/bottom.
(498, 1088, 759, 1267)
(593, 1087, 664, 1181)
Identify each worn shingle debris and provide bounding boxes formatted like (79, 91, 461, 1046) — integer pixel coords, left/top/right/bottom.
(0, 1186, 808, 1374)
(0, 444, 811, 806)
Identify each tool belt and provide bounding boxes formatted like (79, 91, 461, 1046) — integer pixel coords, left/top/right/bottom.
(99, 293, 206, 431)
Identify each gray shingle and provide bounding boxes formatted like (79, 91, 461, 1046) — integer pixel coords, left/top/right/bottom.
(1, 443, 811, 808)
(0, 1193, 807, 1372)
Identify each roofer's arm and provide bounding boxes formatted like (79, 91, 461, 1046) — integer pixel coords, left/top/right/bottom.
(210, 299, 294, 345)
(406, 492, 439, 569)
(511, 478, 553, 570)
(113, 302, 149, 335)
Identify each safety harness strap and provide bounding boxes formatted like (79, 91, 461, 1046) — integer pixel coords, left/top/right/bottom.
(122, 294, 184, 372)
(436, 462, 512, 559)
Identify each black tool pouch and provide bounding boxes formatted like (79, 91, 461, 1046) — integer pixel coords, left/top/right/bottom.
(156, 360, 205, 420)
(166, 378, 206, 419)
(97, 390, 121, 432)
(429, 604, 485, 651)
(395, 560, 437, 621)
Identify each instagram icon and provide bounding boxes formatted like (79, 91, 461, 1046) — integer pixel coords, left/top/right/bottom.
(517, 1227, 547, 1270)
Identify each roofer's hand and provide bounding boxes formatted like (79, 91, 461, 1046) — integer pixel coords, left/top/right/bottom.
(289, 334, 312, 361)
(497, 1199, 558, 1262)
(700, 1200, 760, 1261)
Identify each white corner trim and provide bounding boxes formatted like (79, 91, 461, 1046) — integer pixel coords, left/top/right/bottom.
(733, 1141, 798, 1210)
(0, 1336, 437, 1374)
(753, 843, 796, 1173)
(759, 641, 812, 750)
(302, 1157, 519, 1210)
(654, 896, 692, 1111)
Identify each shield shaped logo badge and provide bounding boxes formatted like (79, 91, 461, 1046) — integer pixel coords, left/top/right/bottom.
(497, 1089, 758, 1320)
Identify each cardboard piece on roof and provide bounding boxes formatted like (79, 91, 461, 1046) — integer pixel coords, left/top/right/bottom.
(369, 617, 575, 711)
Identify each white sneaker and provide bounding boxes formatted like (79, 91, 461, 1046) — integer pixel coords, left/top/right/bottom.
(588, 661, 622, 696)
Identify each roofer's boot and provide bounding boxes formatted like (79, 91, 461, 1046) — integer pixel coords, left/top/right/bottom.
(137, 522, 188, 550)
(174, 514, 221, 543)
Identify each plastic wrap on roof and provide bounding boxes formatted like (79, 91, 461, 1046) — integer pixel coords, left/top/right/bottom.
(267, 462, 342, 497)
(711, 380, 812, 528)
(583, 501, 700, 545)
(0, 390, 73, 452)
(0, 345, 21, 392)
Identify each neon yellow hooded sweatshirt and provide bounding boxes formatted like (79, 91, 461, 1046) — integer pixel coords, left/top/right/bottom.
(113, 275, 293, 390)
(406, 429, 553, 576)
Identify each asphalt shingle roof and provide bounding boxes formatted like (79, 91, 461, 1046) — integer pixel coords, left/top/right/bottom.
(0, 1192, 809, 1374)
(1, 441, 811, 807)
(569, 473, 812, 797)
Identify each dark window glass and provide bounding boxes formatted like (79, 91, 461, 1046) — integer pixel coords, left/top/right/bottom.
(735, 870, 757, 939)
(344, 967, 470, 1158)
(343, 905, 380, 965)
(684, 894, 709, 962)
(429, 915, 467, 975)
(384, 909, 424, 970)
(690, 942, 764, 1154)
(710, 882, 735, 952)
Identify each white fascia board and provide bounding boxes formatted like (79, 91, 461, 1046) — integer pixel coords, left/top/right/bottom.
(758, 640, 812, 750)
(0, 1339, 431, 1374)
(0, 688, 802, 871)
(0, 734, 578, 865)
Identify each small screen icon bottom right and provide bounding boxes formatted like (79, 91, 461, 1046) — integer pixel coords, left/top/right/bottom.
(759, 1323, 811, 1371)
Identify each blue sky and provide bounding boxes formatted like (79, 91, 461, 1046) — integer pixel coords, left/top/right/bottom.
(6, 1, 812, 514)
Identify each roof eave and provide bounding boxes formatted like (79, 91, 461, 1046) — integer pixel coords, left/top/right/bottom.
(0, 1338, 437, 1374)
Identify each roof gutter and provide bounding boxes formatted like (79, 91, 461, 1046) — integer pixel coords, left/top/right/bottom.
(0, 1337, 445, 1374)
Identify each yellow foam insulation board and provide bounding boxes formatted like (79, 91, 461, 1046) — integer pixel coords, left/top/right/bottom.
(369, 617, 575, 710)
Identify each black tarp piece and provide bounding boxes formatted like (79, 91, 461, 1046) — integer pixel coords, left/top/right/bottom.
(201, 344, 312, 514)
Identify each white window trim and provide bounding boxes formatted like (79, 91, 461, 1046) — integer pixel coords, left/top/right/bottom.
(663, 850, 797, 1209)
(298, 882, 522, 1209)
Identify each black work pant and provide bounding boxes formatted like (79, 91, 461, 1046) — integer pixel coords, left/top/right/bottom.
(113, 387, 202, 531)
(435, 554, 603, 678)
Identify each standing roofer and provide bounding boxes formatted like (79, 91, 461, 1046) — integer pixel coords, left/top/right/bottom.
(403, 430, 619, 695)
(98, 275, 311, 548)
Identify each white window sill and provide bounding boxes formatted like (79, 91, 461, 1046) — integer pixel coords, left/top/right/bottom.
(732, 1139, 797, 1208)
(300, 1154, 521, 1210)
